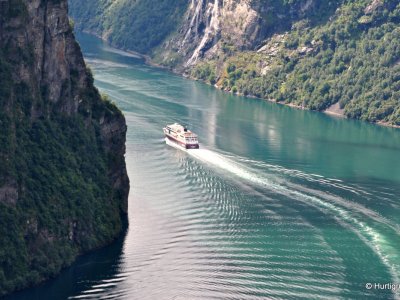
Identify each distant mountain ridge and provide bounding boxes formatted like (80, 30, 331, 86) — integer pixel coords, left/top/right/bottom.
(69, 0, 400, 126)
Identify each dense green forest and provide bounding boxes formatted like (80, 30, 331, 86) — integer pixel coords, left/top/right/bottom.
(0, 1, 128, 295)
(191, 0, 400, 125)
(69, 0, 189, 53)
(0, 54, 125, 296)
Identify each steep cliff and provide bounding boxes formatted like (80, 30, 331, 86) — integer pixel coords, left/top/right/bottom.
(0, 0, 129, 295)
(159, 0, 339, 67)
(69, 0, 400, 125)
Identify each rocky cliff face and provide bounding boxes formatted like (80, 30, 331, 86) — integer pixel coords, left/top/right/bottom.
(67, 0, 334, 67)
(0, 0, 129, 295)
(167, 0, 264, 66)
(159, 0, 333, 67)
(2, 0, 85, 114)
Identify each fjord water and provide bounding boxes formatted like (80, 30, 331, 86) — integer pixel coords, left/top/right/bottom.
(8, 32, 400, 300)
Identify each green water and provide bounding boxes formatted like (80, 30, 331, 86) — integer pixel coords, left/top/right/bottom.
(7, 32, 400, 300)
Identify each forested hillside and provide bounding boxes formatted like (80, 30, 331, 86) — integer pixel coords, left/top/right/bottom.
(69, 0, 400, 126)
(0, 0, 129, 295)
(190, 0, 400, 125)
(69, 0, 188, 53)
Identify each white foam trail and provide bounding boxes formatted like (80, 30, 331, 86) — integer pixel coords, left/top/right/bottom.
(236, 156, 369, 196)
(188, 149, 269, 184)
(186, 148, 400, 293)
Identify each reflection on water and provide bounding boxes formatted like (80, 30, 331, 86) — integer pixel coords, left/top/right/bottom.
(6, 32, 400, 300)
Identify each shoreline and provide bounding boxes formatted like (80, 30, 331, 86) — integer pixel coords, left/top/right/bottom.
(80, 30, 173, 71)
(79, 30, 399, 130)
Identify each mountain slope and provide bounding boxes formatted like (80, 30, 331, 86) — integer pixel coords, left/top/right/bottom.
(68, 0, 189, 53)
(185, 0, 400, 125)
(0, 0, 129, 295)
(69, 0, 400, 125)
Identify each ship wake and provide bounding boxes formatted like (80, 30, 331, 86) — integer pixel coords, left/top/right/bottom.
(187, 148, 400, 293)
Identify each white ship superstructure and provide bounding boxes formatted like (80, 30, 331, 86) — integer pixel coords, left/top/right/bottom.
(163, 123, 199, 149)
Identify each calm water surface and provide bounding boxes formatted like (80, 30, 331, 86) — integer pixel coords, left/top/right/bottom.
(7, 32, 400, 300)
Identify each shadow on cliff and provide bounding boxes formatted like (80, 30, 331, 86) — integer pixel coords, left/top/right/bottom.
(4, 221, 128, 300)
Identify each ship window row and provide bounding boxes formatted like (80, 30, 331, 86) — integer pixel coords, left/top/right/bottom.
(186, 138, 197, 142)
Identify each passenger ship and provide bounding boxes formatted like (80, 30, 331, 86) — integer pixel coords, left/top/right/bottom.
(163, 123, 199, 149)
